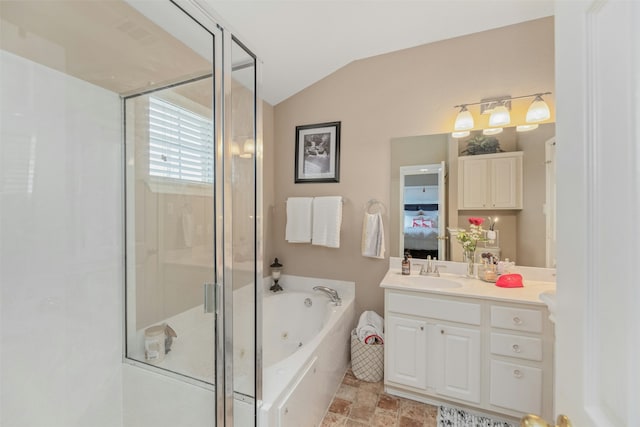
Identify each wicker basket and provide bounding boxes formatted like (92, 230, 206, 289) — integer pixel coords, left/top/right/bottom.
(350, 329, 384, 382)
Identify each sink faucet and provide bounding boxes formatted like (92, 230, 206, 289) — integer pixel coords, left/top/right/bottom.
(420, 256, 446, 277)
(313, 286, 341, 306)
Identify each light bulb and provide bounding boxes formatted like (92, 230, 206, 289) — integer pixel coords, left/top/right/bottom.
(454, 106, 474, 131)
(489, 104, 510, 127)
(526, 95, 550, 123)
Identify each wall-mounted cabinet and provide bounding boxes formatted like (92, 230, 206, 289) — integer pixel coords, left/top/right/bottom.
(458, 152, 523, 210)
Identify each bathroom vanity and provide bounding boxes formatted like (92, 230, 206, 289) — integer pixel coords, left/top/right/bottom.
(380, 261, 555, 421)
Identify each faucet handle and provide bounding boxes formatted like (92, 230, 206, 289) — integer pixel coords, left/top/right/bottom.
(419, 263, 429, 275)
(434, 264, 447, 274)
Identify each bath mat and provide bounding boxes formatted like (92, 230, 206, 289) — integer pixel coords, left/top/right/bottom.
(437, 405, 516, 427)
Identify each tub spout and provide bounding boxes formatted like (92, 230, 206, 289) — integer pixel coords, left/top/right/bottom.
(313, 286, 341, 306)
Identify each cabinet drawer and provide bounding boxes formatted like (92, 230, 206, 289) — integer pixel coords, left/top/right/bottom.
(491, 306, 542, 333)
(490, 333, 542, 361)
(489, 360, 542, 415)
(388, 292, 481, 325)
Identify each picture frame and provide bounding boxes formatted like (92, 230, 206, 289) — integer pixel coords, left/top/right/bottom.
(295, 121, 341, 183)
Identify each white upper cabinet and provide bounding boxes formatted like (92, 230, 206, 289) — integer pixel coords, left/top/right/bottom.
(458, 152, 523, 210)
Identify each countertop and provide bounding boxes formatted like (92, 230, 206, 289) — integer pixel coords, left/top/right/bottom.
(380, 267, 556, 306)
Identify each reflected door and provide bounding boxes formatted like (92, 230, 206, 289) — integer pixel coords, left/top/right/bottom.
(399, 162, 446, 260)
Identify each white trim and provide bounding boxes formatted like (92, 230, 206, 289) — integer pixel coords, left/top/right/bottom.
(544, 137, 556, 268)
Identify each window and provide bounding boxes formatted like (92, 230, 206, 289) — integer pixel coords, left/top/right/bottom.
(148, 97, 214, 184)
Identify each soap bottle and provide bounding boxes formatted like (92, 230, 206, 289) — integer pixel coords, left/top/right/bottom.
(402, 253, 411, 275)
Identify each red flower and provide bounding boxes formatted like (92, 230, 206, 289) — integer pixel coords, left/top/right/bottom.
(468, 217, 484, 226)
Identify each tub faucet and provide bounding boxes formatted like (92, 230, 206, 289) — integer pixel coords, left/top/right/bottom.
(313, 286, 341, 306)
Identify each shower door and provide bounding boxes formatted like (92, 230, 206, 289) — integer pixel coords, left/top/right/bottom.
(122, 1, 259, 426)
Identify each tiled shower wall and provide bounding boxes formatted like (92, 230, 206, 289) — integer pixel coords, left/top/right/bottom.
(0, 50, 124, 426)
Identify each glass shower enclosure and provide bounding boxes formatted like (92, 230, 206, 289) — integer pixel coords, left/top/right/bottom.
(1, 0, 261, 424)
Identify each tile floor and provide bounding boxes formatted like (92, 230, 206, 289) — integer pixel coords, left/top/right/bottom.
(320, 369, 438, 427)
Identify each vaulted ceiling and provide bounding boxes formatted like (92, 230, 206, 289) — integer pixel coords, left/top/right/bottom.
(206, 1, 555, 105)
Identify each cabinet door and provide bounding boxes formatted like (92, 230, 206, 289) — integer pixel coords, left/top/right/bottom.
(489, 360, 542, 415)
(459, 158, 489, 209)
(490, 157, 521, 208)
(435, 324, 481, 403)
(386, 314, 427, 389)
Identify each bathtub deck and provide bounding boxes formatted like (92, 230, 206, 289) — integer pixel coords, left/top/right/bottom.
(320, 369, 438, 427)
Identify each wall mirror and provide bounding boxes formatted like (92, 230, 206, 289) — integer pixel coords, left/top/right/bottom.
(391, 123, 556, 268)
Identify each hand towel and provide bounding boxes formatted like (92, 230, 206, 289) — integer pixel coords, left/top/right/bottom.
(356, 310, 384, 344)
(286, 197, 313, 243)
(361, 212, 385, 259)
(311, 196, 343, 248)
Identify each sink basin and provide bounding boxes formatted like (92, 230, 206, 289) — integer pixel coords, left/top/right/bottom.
(396, 274, 463, 289)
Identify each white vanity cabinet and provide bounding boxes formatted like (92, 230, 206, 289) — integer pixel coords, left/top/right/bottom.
(384, 287, 554, 421)
(458, 152, 523, 210)
(386, 314, 427, 389)
(431, 323, 481, 403)
(385, 290, 482, 405)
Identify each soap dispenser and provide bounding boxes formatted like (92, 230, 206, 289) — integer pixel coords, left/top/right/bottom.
(402, 252, 411, 275)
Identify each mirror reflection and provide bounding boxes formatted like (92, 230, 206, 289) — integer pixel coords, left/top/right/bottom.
(391, 123, 556, 268)
(399, 163, 446, 260)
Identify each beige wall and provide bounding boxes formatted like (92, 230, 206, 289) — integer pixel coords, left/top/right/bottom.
(270, 17, 555, 315)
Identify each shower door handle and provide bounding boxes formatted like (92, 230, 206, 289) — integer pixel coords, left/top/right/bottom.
(204, 282, 216, 313)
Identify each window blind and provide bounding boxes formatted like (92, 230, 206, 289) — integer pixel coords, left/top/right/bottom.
(148, 97, 214, 183)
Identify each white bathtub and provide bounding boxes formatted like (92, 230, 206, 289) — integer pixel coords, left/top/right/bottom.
(128, 274, 355, 427)
(260, 275, 355, 427)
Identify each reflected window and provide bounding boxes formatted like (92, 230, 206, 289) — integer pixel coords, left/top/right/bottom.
(149, 97, 214, 183)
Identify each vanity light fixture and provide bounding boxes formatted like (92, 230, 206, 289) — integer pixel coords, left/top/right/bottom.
(454, 105, 474, 131)
(526, 95, 551, 123)
(451, 91, 551, 135)
(488, 103, 511, 127)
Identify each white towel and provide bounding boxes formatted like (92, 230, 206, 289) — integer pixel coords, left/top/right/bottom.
(311, 196, 343, 248)
(286, 197, 313, 243)
(356, 310, 384, 344)
(361, 212, 385, 259)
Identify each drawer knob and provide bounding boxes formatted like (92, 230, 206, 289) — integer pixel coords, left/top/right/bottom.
(512, 344, 521, 353)
(513, 369, 523, 379)
(420, 326, 424, 331)
(513, 316, 523, 325)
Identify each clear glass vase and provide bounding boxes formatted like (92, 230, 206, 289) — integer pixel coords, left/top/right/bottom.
(463, 249, 476, 278)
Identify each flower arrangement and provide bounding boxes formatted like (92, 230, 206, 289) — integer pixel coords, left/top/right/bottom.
(453, 217, 486, 252)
